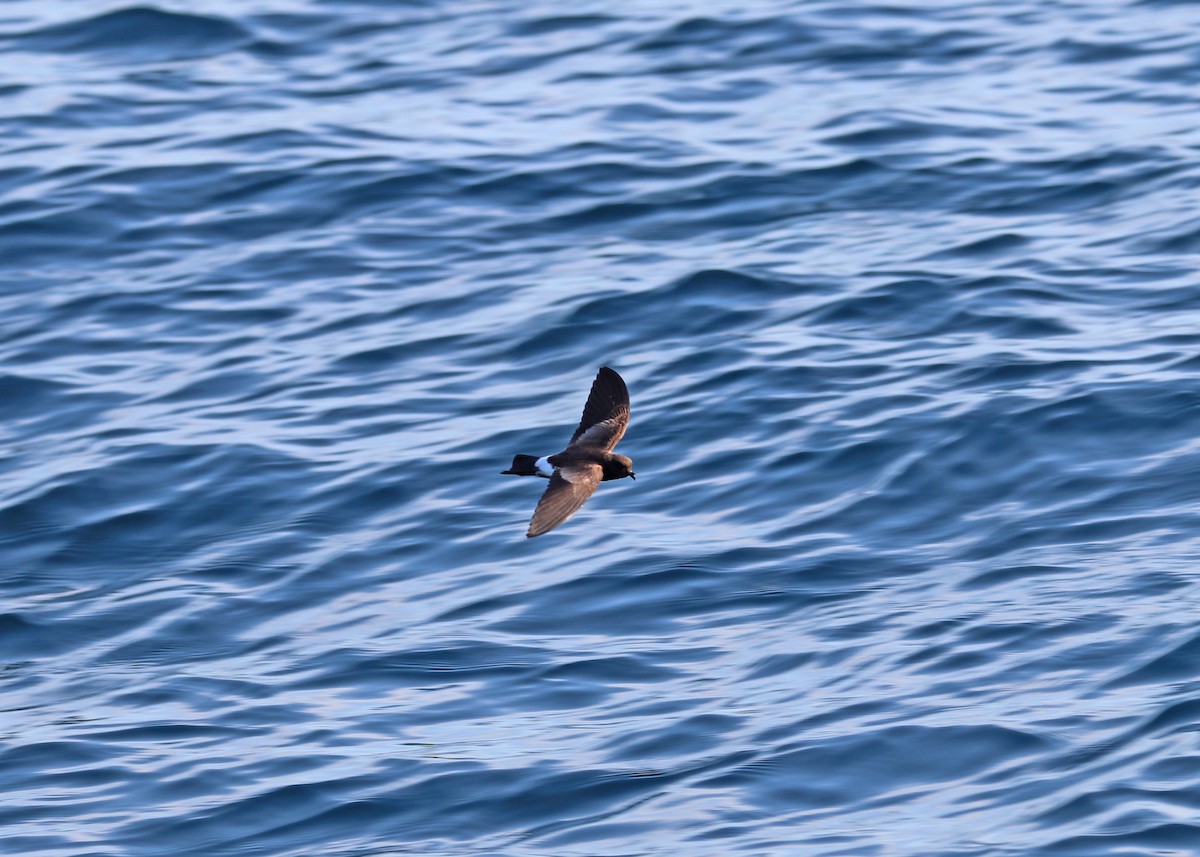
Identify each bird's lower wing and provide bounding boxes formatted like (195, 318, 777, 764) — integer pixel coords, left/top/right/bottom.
(527, 463, 602, 537)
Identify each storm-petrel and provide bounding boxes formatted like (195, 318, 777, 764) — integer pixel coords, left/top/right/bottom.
(501, 366, 635, 537)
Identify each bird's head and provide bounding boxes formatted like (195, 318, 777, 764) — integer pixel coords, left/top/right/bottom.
(605, 454, 635, 481)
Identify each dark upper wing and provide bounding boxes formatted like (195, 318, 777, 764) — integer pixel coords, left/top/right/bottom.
(568, 366, 630, 451)
(526, 463, 602, 537)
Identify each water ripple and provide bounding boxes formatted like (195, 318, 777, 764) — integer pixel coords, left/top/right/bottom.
(4, 0, 1200, 855)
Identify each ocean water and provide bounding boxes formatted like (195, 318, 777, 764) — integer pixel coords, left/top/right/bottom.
(3, 0, 1200, 854)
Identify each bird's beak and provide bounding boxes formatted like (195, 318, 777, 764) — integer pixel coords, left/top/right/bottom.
(630, 473, 636, 480)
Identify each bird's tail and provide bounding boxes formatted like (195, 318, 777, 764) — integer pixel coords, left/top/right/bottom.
(501, 454, 541, 476)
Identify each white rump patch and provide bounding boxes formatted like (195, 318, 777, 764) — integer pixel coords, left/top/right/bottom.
(535, 456, 555, 477)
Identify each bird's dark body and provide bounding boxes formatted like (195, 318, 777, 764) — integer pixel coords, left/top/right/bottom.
(501, 366, 634, 537)
(504, 451, 634, 482)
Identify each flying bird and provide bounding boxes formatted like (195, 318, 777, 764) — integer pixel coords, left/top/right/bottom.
(501, 366, 635, 537)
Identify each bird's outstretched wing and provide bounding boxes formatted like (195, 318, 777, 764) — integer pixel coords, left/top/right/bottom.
(568, 366, 630, 451)
(527, 463, 603, 537)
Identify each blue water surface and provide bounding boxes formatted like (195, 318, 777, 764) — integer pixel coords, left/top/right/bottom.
(4, 1, 1200, 855)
